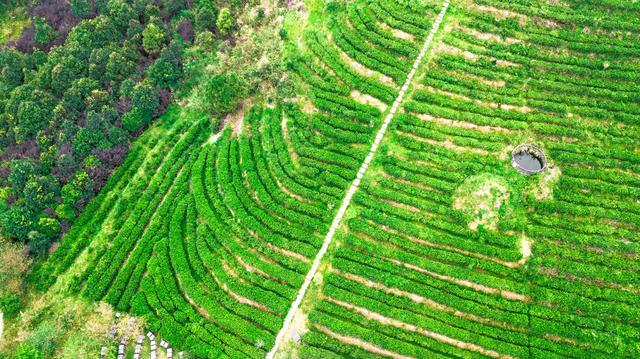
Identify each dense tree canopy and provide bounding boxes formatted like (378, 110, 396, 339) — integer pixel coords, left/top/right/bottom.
(0, 0, 246, 255)
(0, 0, 196, 253)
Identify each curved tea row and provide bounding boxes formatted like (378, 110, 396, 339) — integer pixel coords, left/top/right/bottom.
(33, 0, 437, 356)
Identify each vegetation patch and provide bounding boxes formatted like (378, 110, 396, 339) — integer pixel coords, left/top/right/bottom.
(528, 164, 561, 201)
(0, 5, 29, 45)
(453, 174, 511, 231)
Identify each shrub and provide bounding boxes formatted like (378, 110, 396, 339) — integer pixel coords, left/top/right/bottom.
(216, 8, 234, 36)
(12, 343, 44, 359)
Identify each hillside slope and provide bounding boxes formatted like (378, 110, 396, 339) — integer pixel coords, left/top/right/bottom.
(7, 0, 640, 357)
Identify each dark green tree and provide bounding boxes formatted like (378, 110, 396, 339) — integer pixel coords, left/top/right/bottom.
(148, 41, 183, 88)
(23, 175, 59, 212)
(0, 48, 27, 90)
(204, 73, 247, 116)
(107, 0, 136, 31)
(59, 171, 93, 216)
(50, 56, 83, 96)
(142, 23, 166, 55)
(0, 205, 33, 240)
(123, 80, 159, 132)
(166, 0, 187, 15)
(33, 17, 58, 46)
(72, 128, 105, 157)
(13, 98, 54, 143)
(147, 58, 179, 88)
(106, 47, 137, 83)
(9, 160, 36, 192)
(131, 80, 159, 119)
(70, 0, 92, 18)
(195, 7, 217, 32)
(27, 230, 50, 255)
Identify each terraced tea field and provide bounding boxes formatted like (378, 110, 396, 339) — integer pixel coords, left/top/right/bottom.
(33, 0, 640, 357)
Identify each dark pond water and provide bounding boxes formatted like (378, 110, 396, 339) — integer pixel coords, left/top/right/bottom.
(513, 152, 544, 171)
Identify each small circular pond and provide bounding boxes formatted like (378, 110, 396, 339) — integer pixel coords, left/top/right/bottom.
(512, 144, 547, 175)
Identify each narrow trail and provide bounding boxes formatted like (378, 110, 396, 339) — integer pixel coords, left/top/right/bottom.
(266, 1, 451, 357)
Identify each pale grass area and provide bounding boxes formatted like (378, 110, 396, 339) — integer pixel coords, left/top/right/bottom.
(433, 43, 522, 68)
(350, 90, 388, 112)
(366, 221, 530, 269)
(496, 59, 522, 67)
(1, 293, 121, 355)
(221, 260, 243, 281)
(520, 234, 532, 262)
(236, 255, 280, 282)
(378, 197, 421, 213)
(453, 175, 509, 231)
(225, 284, 275, 313)
(546, 0, 570, 6)
(338, 48, 396, 87)
(433, 43, 479, 61)
(499, 145, 515, 161)
(0, 7, 29, 45)
(469, 4, 561, 28)
(468, 4, 528, 25)
(276, 176, 306, 202)
(207, 131, 222, 144)
(447, 70, 506, 88)
(415, 113, 512, 134)
(379, 22, 414, 41)
(462, 27, 522, 45)
(300, 97, 317, 114)
(266, 242, 310, 263)
(529, 165, 562, 200)
(423, 85, 530, 114)
(224, 98, 253, 136)
(398, 131, 491, 155)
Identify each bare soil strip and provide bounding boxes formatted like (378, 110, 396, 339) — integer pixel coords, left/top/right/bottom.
(266, 2, 451, 356)
(336, 270, 526, 333)
(382, 256, 529, 302)
(325, 296, 514, 359)
(315, 324, 413, 359)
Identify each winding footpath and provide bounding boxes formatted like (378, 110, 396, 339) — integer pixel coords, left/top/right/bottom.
(266, 1, 451, 357)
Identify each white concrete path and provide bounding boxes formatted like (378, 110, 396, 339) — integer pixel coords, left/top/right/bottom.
(266, 1, 450, 357)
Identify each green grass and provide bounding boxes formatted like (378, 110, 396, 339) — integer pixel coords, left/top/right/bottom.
(0, 6, 29, 45)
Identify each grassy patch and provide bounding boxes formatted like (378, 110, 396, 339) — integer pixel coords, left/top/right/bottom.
(0, 6, 29, 45)
(453, 173, 511, 231)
